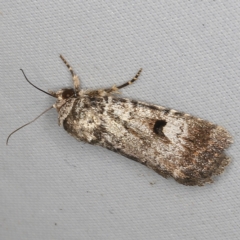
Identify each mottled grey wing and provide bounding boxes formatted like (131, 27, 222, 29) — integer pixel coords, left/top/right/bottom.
(62, 96, 232, 186)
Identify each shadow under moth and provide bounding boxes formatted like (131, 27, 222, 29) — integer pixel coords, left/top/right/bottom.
(7, 55, 233, 186)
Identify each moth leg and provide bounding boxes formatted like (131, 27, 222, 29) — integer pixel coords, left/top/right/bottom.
(117, 68, 142, 89)
(105, 68, 142, 94)
(60, 55, 80, 92)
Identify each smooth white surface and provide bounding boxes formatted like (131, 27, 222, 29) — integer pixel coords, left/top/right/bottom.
(1, 1, 240, 239)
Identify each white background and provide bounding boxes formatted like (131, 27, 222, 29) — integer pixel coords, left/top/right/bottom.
(1, 1, 240, 239)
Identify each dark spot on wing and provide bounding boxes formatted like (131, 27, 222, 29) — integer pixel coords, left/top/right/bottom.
(162, 109, 170, 115)
(153, 120, 167, 136)
(118, 98, 128, 103)
(103, 96, 109, 103)
(174, 111, 184, 116)
(130, 100, 138, 108)
(147, 105, 160, 111)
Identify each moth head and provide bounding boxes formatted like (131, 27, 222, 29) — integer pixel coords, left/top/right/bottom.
(53, 88, 75, 100)
(52, 88, 76, 112)
(7, 68, 77, 145)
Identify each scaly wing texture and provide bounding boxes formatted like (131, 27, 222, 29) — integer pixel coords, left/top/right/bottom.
(61, 96, 232, 186)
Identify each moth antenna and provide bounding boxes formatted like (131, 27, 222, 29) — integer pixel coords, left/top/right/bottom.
(6, 106, 53, 145)
(59, 55, 80, 95)
(20, 69, 57, 98)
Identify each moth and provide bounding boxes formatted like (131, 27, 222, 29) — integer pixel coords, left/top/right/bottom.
(7, 55, 233, 186)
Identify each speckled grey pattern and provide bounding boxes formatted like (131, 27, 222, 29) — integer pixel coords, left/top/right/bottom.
(1, 1, 240, 240)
